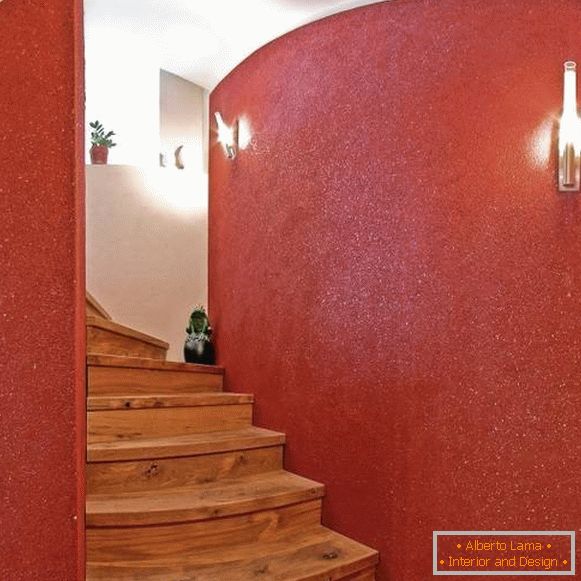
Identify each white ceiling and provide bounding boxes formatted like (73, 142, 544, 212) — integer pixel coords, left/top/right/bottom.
(84, 0, 385, 90)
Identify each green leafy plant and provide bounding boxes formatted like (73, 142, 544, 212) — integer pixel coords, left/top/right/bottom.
(184, 305, 215, 364)
(89, 120, 117, 148)
(186, 306, 212, 340)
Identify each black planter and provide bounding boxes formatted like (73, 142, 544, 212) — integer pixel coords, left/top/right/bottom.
(184, 335, 215, 365)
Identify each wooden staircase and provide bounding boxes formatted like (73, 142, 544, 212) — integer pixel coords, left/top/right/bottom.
(85, 296, 378, 580)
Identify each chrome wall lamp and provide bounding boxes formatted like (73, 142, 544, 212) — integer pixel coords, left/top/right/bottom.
(158, 111, 246, 168)
(559, 61, 581, 192)
(214, 112, 238, 159)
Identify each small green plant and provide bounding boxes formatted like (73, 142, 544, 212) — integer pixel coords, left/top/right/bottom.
(184, 305, 215, 364)
(89, 120, 117, 148)
(186, 306, 212, 339)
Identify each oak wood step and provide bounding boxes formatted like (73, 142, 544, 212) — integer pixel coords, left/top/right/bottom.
(87, 316, 169, 360)
(346, 567, 376, 580)
(88, 426, 286, 462)
(88, 392, 253, 411)
(87, 445, 284, 494)
(86, 292, 112, 320)
(86, 471, 324, 527)
(87, 499, 322, 562)
(87, 527, 379, 580)
(88, 402, 253, 444)
(88, 354, 224, 396)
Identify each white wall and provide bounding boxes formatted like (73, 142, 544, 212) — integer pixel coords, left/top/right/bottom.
(160, 70, 207, 169)
(85, 62, 209, 360)
(84, 28, 160, 166)
(86, 165, 208, 360)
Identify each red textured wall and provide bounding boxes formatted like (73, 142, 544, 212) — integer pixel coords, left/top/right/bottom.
(0, 1, 85, 579)
(209, 1, 581, 578)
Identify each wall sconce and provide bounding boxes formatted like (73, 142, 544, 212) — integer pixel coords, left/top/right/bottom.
(559, 61, 581, 192)
(214, 112, 238, 159)
(175, 145, 185, 170)
(159, 146, 189, 169)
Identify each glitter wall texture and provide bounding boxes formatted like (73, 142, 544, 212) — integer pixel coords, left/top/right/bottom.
(0, 1, 86, 579)
(209, 1, 581, 579)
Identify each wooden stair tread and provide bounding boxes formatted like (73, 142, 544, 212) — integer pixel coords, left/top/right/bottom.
(87, 527, 379, 580)
(87, 316, 170, 350)
(88, 426, 286, 462)
(87, 471, 324, 527)
(84, 313, 378, 577)
(88, 354, 224, 375)
(88, 392, 253, 411)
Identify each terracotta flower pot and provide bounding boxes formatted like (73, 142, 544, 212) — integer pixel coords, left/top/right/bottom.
(90, 144, 109, 165)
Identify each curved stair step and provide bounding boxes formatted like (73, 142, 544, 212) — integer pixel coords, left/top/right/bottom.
(87, 471, 324, 527)
(88, 425, 285, 493)
(88, 396, 253, 443)
(87, 500, 322, 563)
(88, 426, 285, 462)
(348, 568, 376, 580)
(87, 527, 379, 580)
(88, 445, 284, 494)
(88, 355, 224, 396)
(88, 392, 253, 411)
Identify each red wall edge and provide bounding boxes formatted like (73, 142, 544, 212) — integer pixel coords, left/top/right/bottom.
(0, 0, 85, 579)
(209, 1, 581, 579)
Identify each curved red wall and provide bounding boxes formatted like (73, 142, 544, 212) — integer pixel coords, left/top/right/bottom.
(209, 1, 581, 578)
(0, 1, 85, 579)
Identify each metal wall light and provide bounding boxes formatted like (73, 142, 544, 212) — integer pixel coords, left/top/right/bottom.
(559, 61, 581, 192)
(214, 112, 238, 159)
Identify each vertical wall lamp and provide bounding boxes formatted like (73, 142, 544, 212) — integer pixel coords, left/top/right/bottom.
(214, 112, 238, 159)
(559, 61, 581, 192)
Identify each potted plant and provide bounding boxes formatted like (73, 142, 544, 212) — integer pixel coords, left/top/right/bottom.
(89, 120, 116, 164)
(184, 306, 215, 365)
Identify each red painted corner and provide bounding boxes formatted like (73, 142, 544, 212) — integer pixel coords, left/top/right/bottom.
(0, 0, 86, 579)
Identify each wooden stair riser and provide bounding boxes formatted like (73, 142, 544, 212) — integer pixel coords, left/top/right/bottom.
(87, 472, 324, 527)
(88, 567, 376, 581)
(87, 393, 252, 411)
(88, 427, 286, 463)
(88, 405, 253, 444)
(87, 446, 283, 494)
(345, 568, 376, 580)
(88, 325, 167, 360)
(87, 500, 322, 563)
(88, 366, 223, 396)
(87, 526, 377, 581)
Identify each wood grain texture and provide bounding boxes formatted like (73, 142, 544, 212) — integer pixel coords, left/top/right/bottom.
(88, 355, 223, 373)
(88, 364, 223, 396)
(87, 499, 322, 562)
(343, 567, 376, 580)
(86, 293, 112, 320)
(84, 321, 376, 578)
(86, 471, 324, 527)
(88, 404, 253, 444)
(87, 427, 286, 463)
(87, 317, 168, 349)
(87, 526, 378, 580)
(87, 446, 283, 494)
(87, 316, 169, 360)
(88, 393, 253, 411)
